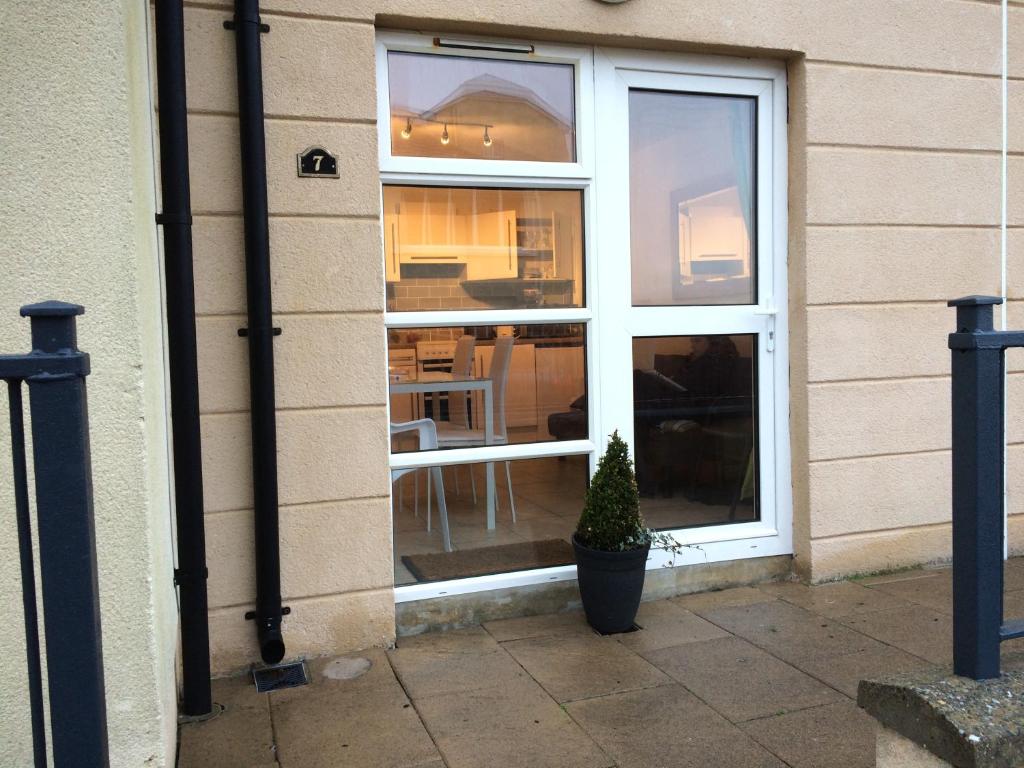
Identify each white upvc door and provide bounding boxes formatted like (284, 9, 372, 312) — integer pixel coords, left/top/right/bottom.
(593, 50, 792, 565)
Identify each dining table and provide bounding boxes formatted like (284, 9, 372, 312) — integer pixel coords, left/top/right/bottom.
(389, 371, 498, 529)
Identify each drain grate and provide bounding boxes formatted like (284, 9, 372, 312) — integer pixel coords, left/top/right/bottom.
(252, 661, 308, 693)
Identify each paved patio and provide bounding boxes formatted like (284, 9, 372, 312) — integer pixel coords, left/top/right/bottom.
(179, 558, 1024, 768)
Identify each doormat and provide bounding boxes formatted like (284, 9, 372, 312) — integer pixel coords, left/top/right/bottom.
(402, 538, 575, 583)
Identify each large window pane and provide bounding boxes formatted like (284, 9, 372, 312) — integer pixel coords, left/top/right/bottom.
(384, 186, 584, 311)
(388, 325, 587, 452)
(388, 52, 576, 162)
(629, 91, 756, 306)
(632, 334, 757, 528)
(393, 455, 587, 585)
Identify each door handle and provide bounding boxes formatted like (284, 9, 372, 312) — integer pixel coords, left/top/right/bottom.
(754, 303, 777, 352)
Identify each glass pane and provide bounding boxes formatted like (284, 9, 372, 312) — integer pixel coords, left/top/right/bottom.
(383, 186, 584, 311)
(629, 91, 756, 306)
(388, 52, 576, 162)
(388, 325, 587, 452)
(393, 455, 587, 585)
(632, 334, 757, 528)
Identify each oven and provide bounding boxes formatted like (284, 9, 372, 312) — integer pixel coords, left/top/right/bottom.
(416, 340, 457, 421)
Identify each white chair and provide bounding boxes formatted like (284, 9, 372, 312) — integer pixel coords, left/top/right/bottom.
(446, 335, 476, 499)
(390, 419, 451, 552)
(435, 336, 516, 521)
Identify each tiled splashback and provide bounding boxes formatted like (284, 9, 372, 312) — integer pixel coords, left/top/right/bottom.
(386, 264, 574, 312)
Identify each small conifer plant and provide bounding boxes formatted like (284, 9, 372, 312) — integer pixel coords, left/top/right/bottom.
(575, 431, 682, 553)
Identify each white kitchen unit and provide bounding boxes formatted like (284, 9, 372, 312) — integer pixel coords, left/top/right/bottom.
(387, 346, 417, 423)
(474, 342, 537, 430)
(383, 188, 518, 282)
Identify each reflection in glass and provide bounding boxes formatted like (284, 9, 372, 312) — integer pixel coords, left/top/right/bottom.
(388, 325, 587, 453)
(392, 455, 587, 585)
(629, 91, 756, 306)
(388, 52, 576, 162)
(632, 335, 757, 528)
(383, 186, 584, 311)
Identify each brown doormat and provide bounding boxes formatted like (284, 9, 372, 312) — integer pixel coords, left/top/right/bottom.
(402, 538, 575, 583)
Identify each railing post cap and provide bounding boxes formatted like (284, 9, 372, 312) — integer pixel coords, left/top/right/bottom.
(948, 295, 1003, 308)
(20, 301, 85, 318)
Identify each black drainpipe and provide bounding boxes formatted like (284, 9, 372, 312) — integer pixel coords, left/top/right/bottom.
(153, 0, 213, 715)
(228, 0, 286, 664)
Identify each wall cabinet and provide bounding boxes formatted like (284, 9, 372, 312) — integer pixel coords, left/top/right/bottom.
(384, 197, 517, 282)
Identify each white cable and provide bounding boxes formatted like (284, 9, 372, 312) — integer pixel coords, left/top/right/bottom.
(1002, 0, 1009, 557)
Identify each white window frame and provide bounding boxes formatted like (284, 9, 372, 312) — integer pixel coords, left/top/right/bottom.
(376, 31, 595, 180)
(593, 49, 792, 569)
(378, 32, 790, 604)
(378, 31, 601, 603)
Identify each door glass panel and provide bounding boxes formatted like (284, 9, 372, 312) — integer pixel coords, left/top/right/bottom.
(632, 334, 757, 528)
(393, 455, 587, 585)
(388, 324, 587, 452)
(388, 52, 576, 162)
(629, 91, 756, 306)
(383, 186, 584, 311)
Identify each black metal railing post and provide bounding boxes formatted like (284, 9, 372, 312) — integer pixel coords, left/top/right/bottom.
(12, 301, 109, 766)
(948, 296, 1005, 680)
(8, 379, 47, 766)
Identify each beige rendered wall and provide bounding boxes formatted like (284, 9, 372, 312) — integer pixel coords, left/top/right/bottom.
(0, 2, 178, 767)
(179, 0, 1021, 677)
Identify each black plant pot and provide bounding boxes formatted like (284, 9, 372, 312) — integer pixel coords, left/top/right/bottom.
(572, 534, 650, 634)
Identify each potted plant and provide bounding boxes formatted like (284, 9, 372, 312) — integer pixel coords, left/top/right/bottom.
(573, 431, 680, 634)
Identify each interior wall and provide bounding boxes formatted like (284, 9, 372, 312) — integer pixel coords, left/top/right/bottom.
(175, 0, 1018, 677)
(0, 2, 178, 766)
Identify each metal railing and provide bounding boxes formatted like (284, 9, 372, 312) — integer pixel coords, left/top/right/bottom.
(2, 301, 109, 767)
(949, 295, 1024, 680)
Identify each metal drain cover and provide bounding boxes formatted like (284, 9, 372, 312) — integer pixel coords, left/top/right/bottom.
(252, 661, 308, 693)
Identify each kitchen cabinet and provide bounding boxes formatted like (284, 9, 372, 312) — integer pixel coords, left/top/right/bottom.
(383, 195, 517, 281)
(535, 345, 586, 439)
(474, 342, 537, 429)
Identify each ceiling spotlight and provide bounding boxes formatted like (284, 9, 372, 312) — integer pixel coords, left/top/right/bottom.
(440, 123, 450, 145)
(482, 126, 492, 147)
(400, 118, 412, 139)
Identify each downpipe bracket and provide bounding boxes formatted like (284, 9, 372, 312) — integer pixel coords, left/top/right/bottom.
(223, 19, 270, 32)
(244, 606, 291, 620)
(237, 327, 282, 338)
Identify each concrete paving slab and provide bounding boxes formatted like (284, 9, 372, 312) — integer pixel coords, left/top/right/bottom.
(566, 684, 785, 768)
(670, 586, 776, 614)
(792, 644, 934, 698)
(700, 598, 878, 664)
(840, 605, 953, 665)
(388, 626, 533, 700)
(484, 609, 593, 642)
(268, 648, 397, 707)
(856, 568, 939, 586)
(615, 599, 730, 654)
(1005, 558, 1024, 591)
(272, 682, 440, 768)
(865, 571, 954, 614)
(740, 700, 876, 768)
(758, 580, 912, 619)
(179, 677, 277, 768)
(643, 635, 844, 723)
(415, 675, 614, 768)
(503, 633, 671, 703)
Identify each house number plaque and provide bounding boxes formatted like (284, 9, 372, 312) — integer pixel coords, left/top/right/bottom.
(296, 146, 339, 178)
